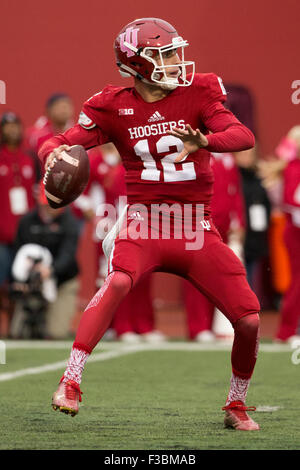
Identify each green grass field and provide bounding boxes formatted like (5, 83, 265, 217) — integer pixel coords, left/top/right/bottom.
(0, 341, 299, 450)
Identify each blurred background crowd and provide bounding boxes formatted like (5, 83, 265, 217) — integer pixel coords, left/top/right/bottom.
(0, 85, 299, 344)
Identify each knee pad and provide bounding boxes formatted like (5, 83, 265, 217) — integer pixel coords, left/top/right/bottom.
(234, 313, 260, 337)
(109, 271, 132, 296)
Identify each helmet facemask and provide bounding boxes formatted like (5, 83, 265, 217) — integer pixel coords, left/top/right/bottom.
(119, 35, 195, 90)
(141, 37, 195, 90)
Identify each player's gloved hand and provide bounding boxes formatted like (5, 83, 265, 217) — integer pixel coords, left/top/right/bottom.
(167, 124, 208, 162)
(44, 145, 71, 171)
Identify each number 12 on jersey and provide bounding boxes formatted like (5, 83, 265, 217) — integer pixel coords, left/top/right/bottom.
(134, 135, 196, 182)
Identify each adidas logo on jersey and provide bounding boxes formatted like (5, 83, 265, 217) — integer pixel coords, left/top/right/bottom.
(148, 111, 165, 122)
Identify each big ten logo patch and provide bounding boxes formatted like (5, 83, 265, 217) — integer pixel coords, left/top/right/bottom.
(119, 108, 134, 116)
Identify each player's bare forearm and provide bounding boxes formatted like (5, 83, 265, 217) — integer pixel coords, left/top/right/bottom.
(38, 124, 101, 170)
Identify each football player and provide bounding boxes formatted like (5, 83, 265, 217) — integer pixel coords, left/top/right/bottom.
(39, 18, 260, 430)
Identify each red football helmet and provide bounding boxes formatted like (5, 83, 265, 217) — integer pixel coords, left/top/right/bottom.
(114, 18, 195, 89)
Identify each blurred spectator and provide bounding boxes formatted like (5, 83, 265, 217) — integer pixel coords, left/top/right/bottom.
(0, 112, 38, 336)
(183, 152, 246, 341)
(234, 146, 271, 289)
(26, 93, 74, 153)
(224, 84, 256, 136)
(223, 85, 275, 306)
(112, 273, 166, 343)
(257, 127, 300, 305)
(272, 128, 300, 342)
(257, 126, 300, 190)
(10, 183, 80, 339)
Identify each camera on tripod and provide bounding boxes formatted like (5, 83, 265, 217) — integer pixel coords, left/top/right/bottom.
(11, 257, 49, 339)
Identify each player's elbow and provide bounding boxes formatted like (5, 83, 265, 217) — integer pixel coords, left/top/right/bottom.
(241, 126, 255, 150)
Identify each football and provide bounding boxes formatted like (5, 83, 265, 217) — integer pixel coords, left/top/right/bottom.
(43, 145, 90, 208)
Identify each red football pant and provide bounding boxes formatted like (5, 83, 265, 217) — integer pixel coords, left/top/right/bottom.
(74, 217, 260, 379)
(276, 224, 300, 340)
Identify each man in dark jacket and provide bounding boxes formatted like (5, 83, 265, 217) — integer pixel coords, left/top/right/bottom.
(11, 183, 80, 338)
(234, 146, 271, 287)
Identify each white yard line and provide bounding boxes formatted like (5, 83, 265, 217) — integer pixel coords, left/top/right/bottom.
(132, 342, 293, 353)
(0, 341, 293, 383)
(3, 339, 293, 352)
(256, 406, 282, 412)
(0, 345, 144, 382)
(3, 340, 111, 350)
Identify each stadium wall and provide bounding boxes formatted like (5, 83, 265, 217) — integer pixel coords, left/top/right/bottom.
(0, 0, 299, 155)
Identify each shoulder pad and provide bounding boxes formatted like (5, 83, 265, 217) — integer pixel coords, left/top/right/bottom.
(86, 85, 126, 106)
(192, 73, 227, 103)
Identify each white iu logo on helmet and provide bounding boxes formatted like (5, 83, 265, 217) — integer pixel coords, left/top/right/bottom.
(119, 27, 139, 57)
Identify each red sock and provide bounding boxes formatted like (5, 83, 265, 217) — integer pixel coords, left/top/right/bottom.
(231, 313, 260, 380)
(73, 271, 132, 353)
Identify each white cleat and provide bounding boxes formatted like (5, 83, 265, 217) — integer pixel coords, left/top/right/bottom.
(194, 330, 216, 343)
(141, 330, 167, 343)
(118, 332, 142, 343)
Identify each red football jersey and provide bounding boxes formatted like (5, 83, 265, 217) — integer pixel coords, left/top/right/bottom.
(39, 73, 254, 217)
